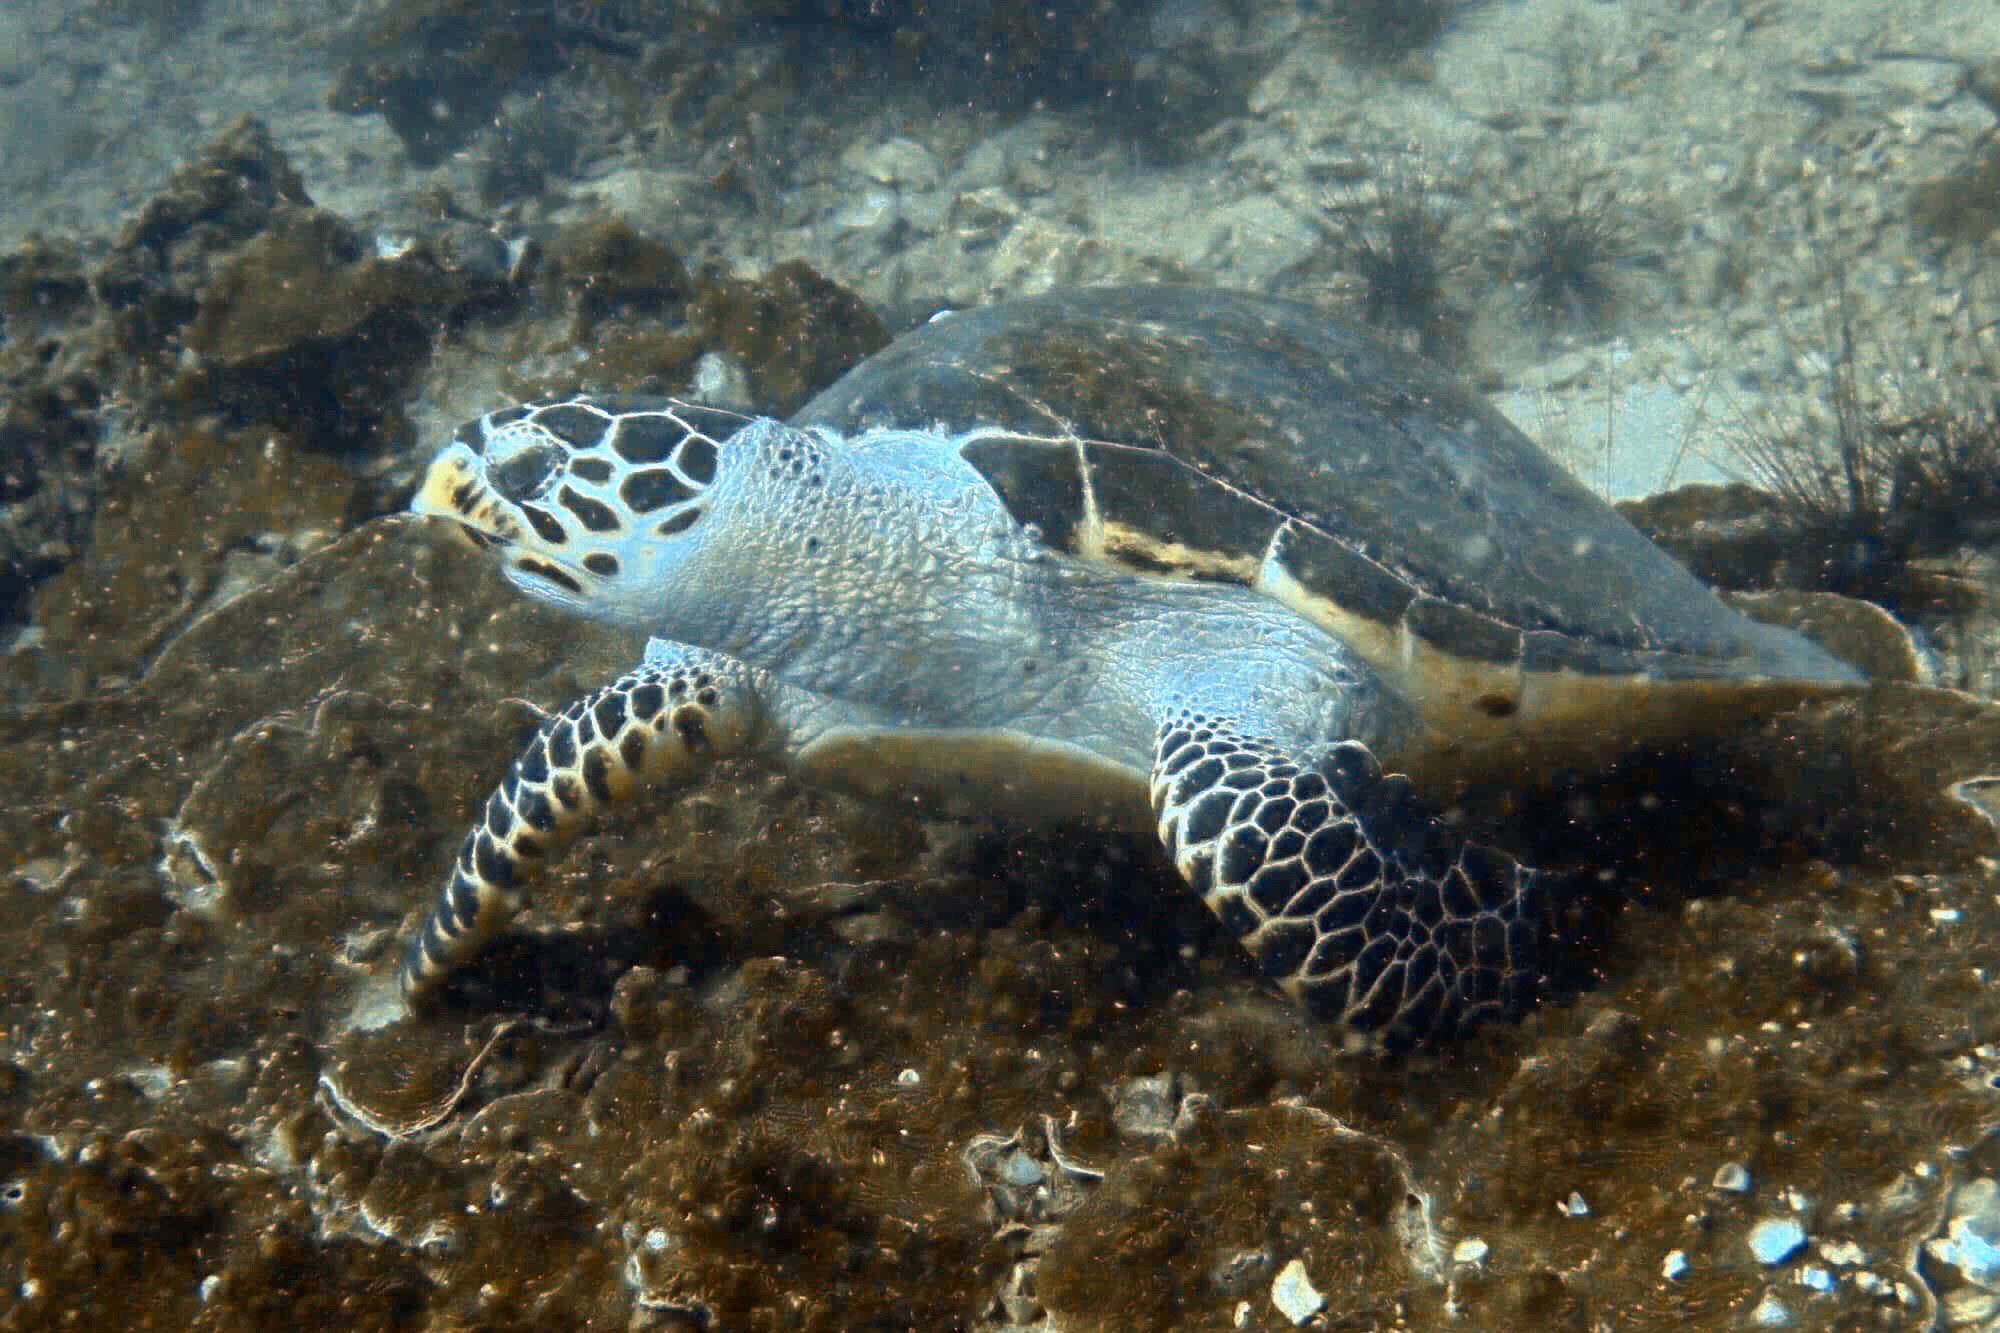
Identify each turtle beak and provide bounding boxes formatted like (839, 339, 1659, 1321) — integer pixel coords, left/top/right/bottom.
(412, 443, 522, 549)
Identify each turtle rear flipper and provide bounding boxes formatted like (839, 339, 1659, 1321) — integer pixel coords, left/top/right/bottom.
(1150, 718, 1551, 1047)
(400, 639, 768, 1012)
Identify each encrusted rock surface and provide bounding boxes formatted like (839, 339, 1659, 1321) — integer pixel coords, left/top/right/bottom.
(8, 519, 2000, 1327)
(4, 7, 2000, 1327)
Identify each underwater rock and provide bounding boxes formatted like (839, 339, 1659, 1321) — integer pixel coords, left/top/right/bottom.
(3, 235, 2000, 1329)
(93, 115, 314, 334)
(6, 474, 2000, 1330)
(327, 0, 639, 168)
(694, 259, 889, 417)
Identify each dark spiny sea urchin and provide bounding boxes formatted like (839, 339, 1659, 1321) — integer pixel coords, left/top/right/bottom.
(1735, 289, 2000, 612)
(1324, 0, 1493, 67)
(1312, 166, 1472, 365)
(1506, 177, 1638, 334)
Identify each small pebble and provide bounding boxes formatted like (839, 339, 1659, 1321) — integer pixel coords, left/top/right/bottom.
(1945, 1287, 2000, 1326)
(1748, 1217, 1807, 1265)
(690, 352, 753, 411)
(999, 1150, 1043, 1187)
(1948, 1179, 2000, 1290)
(1560, 1190, 1590, 1217)
(1111, 1073, 1179, 1139)
(1661, 1249, 1690, 1281)
(1271, 1259, 1324, 1325)
(1712, 1162, 1752, 1193)
(1931, 1221, 2000, 1290)
(833, 188, 898, 234)
(847, 136, 941, 190)
(1209, 1248, 1271, 1296)
(1750, 1291, 1793, 1326)
(1452, 1238, 1489, 1265)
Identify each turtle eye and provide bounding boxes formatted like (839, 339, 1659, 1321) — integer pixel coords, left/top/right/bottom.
(492, 442, 564, 505)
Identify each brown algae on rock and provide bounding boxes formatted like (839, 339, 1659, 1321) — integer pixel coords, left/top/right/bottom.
(2, 113, 2000, 1331)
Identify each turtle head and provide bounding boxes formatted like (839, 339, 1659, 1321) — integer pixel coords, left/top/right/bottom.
(413, 395, 776, 626)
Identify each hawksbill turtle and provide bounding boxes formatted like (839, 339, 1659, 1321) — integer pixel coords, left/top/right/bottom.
(397, 285, 1869, 1044)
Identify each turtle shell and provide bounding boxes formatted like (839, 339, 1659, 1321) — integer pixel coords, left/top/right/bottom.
(791, 286, 1862, 788)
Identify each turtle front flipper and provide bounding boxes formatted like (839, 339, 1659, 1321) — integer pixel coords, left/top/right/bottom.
(1150, 715, 1553, 1046)
(400, 639, 767, 1012)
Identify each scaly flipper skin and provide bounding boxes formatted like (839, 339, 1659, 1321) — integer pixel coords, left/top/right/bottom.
(400, 641, 764, 1011)
(1151, 715, 1549, 1046)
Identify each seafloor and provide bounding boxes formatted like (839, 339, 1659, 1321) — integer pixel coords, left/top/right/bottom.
(5, 2, 2000, 1330)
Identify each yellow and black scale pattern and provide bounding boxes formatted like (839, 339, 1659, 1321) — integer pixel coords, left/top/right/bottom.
(1150, 712, 1547, 1045)
(399, 657, 752, 1007)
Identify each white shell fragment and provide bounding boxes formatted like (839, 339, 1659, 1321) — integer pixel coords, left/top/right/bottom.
(1747, 1217, 1807, 1265)
(1270, 1259, 1324, 1325)
(1750, 1290, 1793, 1326)
(1928, 1178, 2000, 1290)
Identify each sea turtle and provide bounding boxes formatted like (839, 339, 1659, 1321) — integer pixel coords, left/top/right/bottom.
(399, 285, 1863, 1044)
